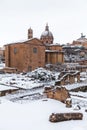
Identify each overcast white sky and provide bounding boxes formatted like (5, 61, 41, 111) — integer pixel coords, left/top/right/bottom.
(0, 0, 87, 46)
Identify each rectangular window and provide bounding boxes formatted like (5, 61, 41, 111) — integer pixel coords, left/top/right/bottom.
(33, 47, 37, 53)
(14, 48, 17, 54)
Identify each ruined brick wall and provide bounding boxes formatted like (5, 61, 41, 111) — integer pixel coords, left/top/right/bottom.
(53, 87, 69, 102)
(44, 87, 70, 102)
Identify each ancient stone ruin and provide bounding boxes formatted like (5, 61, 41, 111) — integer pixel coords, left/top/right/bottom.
(44, 86, 70, 103)
(55, 71, 80, 86)
(65, 98, 72, 108)
(49, 113, 83, 122)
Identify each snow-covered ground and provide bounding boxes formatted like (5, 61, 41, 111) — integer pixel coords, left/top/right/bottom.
(0, 68, 87, 129)
(0, 98, 87, 130)
(0, 68, 59, 89)
(0, 63, 5, 69)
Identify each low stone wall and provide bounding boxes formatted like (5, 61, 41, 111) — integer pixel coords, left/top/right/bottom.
(0, 89, 19, 96)
(76, 65, 87, 72)
(55, 71, 80, 86)
(70, 85, 87, 92)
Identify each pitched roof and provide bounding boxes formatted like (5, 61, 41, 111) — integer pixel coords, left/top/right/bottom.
(4, 38, 43, 46)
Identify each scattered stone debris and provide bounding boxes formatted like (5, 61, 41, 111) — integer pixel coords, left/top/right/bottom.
(49, 112, 83, 122)
(65, 98, 72, 108)
(42, 99, 48, 101)
(85, 109, 87, 112)
(27, 68, 57, 82)
(73, 105, 81, 110)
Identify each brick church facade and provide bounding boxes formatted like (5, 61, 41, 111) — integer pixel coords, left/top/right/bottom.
(5, 24, 64, 72)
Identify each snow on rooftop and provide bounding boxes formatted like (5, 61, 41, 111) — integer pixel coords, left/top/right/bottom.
(45, 43, 61, 46)
(45, 50, 61, 52)
(5, 38, 38, 45)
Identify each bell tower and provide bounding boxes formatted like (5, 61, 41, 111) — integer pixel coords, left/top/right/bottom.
(28, 27, 33, 39)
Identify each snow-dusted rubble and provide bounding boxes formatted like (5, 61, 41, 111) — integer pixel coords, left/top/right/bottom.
(0, 67, 87, 130)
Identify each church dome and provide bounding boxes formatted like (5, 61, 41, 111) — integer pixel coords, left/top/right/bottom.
(41, 29, 53, 38)
(40, 24, 54, 44)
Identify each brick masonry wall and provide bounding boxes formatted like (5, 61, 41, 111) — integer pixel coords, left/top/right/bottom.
(44, 87, 70, 102)
(5, 38, 64, 72)
(5, 39, 45, 72)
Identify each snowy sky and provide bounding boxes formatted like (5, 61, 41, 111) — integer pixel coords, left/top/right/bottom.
(0, 0, 87, 46)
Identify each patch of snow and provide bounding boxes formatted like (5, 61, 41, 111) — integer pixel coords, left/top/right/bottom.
(0, 63, 5, 69)
(0, 84, 17, 91)
(0, 98, 86, 130)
